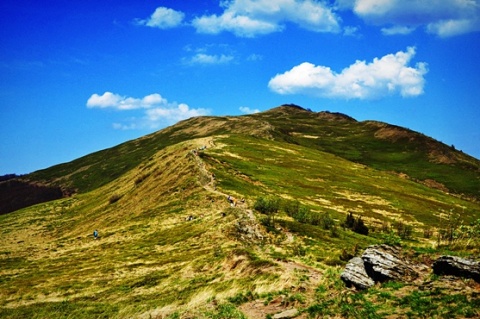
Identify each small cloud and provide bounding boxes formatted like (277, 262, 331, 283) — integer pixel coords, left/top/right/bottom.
(426, 18, 479, 37)
(240, 106, 260, 114)
(186, 53, 234, 65)
(247, 53, 263, 61)
(87, 92, 210, 129)
(381, 25, 416, 36)
(136, 7, 185, 29)
(268, 47, 428, 100)
(343, 26, 360, 36)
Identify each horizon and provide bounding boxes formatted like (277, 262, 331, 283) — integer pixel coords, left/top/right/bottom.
(1, 0, 480, 175)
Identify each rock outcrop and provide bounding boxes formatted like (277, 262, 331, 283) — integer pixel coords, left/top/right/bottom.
(433, 256, 480, 282)
(341, 244, 417, 290)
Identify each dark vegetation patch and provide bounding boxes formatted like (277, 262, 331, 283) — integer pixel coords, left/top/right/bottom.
(0, 179, 65, 215)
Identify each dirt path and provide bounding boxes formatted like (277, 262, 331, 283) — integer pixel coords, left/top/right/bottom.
(191, 137, 246, 207)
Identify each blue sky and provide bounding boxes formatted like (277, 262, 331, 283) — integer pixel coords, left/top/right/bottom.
(1, 0, 480, 175)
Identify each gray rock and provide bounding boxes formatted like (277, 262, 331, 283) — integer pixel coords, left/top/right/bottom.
(341, 244, 419, 290)
(273, 308, 299, 319)
(433, 255, 480, 282)
(340, 256, 375, 290)
(361, 244, 417, 282)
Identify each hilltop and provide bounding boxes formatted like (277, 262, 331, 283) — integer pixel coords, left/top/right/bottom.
(0, 105, 479, 318)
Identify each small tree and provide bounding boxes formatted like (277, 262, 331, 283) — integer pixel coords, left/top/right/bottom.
(353, 217, 369, 235)
(343, 212, 355, 229)
(343, 212, 369, 235)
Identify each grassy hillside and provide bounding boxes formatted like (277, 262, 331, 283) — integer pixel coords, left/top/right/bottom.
(16, 105, 478, 203)
(1, 124, 479, 318)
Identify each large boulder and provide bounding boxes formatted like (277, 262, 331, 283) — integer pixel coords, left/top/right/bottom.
(341, 256, 375, 289)
(433, 256, 480, 282)
(341, 244, 417, 290)
(362, 244, 417, 282)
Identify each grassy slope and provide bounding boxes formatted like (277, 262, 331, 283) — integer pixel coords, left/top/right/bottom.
(256, 106, 480, 200)
(1, 132, 479, 318)
(24, 105, 480, 203)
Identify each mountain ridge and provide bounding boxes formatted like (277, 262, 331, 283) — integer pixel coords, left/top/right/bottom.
(1, 104, 479, 215)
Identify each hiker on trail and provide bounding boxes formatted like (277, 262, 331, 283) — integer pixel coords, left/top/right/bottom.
(93, 229, 98, 239)
(227, 195, 237, 207)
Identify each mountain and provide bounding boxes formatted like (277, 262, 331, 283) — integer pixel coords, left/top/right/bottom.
(1, 105, 479, 318)
(2, 104, 478, 215)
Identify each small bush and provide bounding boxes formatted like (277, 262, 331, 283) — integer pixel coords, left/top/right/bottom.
(284, 200, 300, 217)
(381, 231, 402, 246)
(254, 196, 280, 226)
(319, 212, 335, 230)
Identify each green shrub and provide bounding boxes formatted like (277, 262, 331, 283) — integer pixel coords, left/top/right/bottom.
(284, 199, 300, 217)
(254, 196, 281, 226)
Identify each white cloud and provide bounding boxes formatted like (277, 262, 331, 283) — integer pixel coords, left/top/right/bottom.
(426, 18, 480, 37)
(381, 25, 415, 35)
(192, 12, 280, 37)
(87, 92, 210, 129)
(86, 92, 122, 108)
(240, 106, 260, 114)
(136, 7, 185, 29)
(268, 47, 428, 100)
(87, 92, 168, 110)
(349, 0, 480, 37)
(186, 53, 234, 65)
(192, 0, 341, 37)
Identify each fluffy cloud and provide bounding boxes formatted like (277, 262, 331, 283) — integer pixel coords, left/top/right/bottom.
(136, 7, 185, 29)
(268, 47, 428, 100)
(192, 0, 341, 37)
(87, 92, 210, 129)
(136, 1, 479, 37)
(87, 92, 167, 110)
(349, 0, 480, 37)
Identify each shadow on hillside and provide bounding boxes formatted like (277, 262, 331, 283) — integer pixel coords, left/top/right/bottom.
(0, 179, 67, 215)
